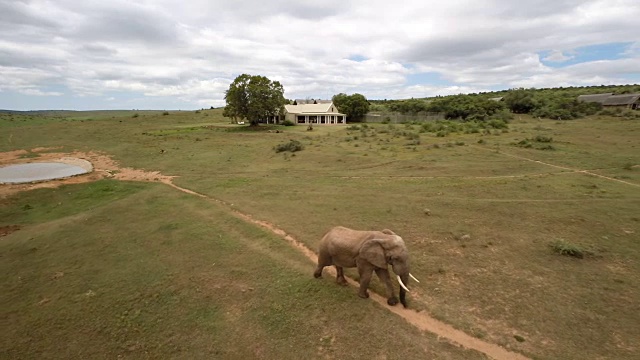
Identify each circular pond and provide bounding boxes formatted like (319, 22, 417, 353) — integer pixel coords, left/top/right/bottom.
(0, 158, 93, 184)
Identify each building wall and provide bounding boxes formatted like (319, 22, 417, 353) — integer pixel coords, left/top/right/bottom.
(283, 113, 346, 125)
(604, 104, 638, 110)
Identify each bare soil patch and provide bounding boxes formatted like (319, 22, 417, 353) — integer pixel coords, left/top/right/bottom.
(0, 148, 174, 198)
(0, 225, 20, 237)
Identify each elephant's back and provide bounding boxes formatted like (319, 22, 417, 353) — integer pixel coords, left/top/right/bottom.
(321, 226, 370, 251)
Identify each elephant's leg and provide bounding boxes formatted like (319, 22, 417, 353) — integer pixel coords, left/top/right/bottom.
(357, 262, 374, 299)
(314, 252, 332, 278)
(335, 266, 348, 285)
(375, 268, 399, 306)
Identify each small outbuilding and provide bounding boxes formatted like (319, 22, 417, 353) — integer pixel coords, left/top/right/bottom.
(578, 93, 640, 110)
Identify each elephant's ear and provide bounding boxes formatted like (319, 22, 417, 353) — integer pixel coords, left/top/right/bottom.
(359, 239, 387, 268)
(381, 229, 395, 235)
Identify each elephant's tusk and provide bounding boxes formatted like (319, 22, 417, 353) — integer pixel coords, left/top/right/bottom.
(397, 275, 410, 292)
(409, 273, 420, 283)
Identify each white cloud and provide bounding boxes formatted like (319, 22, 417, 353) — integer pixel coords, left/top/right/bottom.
(543, 50, 573, 63)
(18, 89, 64, 96)
(0, 0, 639, 110)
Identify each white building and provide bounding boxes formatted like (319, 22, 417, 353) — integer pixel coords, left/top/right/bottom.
(283, 102, 346, 125)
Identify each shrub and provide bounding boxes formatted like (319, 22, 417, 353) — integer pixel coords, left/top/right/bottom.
(534, 135, 553, 143)
(487, 119, 508, 129)
(274, 139, 304, 153)
(550, 240, 588, 258)
(515, 139, 533, 148)
(162, 111, 169, 116)
(464, 125, 480, 134)
(621, 110, 640, 119)
(282, 120, 295, 126)
(405, 132, 420, 141)
(132, 113, 139, 118)
(421, 123, 434, 132)
(492, 110, 514, 122)
(599, 108, 616, 116)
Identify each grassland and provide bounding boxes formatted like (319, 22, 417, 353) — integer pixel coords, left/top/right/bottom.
(1, 109, 639, 359)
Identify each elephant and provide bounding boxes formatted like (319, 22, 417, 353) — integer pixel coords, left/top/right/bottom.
(313, 226, 418, 307)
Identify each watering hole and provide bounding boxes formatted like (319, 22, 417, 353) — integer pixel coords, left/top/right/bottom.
(0, 158, 93, 184)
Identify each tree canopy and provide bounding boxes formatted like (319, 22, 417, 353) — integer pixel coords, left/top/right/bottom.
(332, 93, 370, 122)
(224, 74, 287, 126)
(504, 88, 536, 114)
(368, 84, 639, 121)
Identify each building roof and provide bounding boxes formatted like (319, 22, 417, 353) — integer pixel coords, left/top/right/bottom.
(577, 93, 614, 104)
(284, 102, 344, 115)
(293, 99, 332, 105)
(602, 94, 640, 106)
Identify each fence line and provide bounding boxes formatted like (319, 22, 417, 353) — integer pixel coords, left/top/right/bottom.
(364, 112, 444, 123)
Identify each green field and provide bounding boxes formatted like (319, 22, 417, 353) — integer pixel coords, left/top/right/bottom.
(2, 109, 639, 359)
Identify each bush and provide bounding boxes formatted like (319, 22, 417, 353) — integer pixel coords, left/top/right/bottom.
(275, 140, 304, 153)
(132, 113, 139, 118)
(487, 119, 508, 129)
(162, 111, 170, 116)
(274, 139, 304, 153)
(533, 135, 553, 143)
(514, 139, 533, 148)
(550, 240, 588, 258)
(282, 120, 295, 126)
(404, 132, 420, 141)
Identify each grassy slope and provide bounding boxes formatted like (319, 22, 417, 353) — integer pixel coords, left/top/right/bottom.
(1, 180, 481, 359)
(2, 109, 639, 359)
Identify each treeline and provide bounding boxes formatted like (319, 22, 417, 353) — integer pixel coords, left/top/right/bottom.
(371, 84, 640, 120)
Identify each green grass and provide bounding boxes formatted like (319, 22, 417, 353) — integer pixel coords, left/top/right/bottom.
(550, 239, 590, 258)
(2, 110, 640, 359)
(1, 182, 481, 359)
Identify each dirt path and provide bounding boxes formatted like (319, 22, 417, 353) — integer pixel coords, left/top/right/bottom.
(470, 145, 640, 188)
(1, 149, 530, 359)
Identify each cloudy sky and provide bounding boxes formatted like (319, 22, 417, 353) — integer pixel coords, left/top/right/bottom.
(1, 0, 639, 110)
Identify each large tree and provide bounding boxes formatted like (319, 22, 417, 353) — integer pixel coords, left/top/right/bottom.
(332, 93, 370, 122)
(504, 88, 536, 114)
(224, 74, 287, 126)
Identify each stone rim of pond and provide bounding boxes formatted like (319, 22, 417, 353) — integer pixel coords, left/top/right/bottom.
(0, 158, 93, 184)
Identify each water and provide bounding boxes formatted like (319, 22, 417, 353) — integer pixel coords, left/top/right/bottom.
(0, 162, 91, 184)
